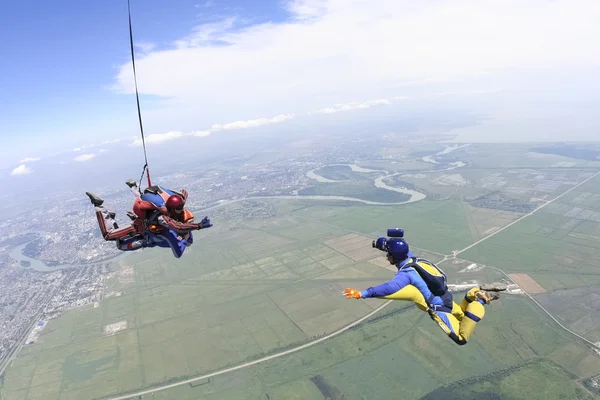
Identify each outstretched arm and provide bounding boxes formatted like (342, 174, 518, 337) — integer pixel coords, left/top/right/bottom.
(345, 272, 410, 299)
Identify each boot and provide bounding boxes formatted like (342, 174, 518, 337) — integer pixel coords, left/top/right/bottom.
(125, 179, 137, 189)
(479, 282, 508, 292)
(85, 192, 104, 207)
(465, 284, 506, 305)
(475, 290, 502, 304)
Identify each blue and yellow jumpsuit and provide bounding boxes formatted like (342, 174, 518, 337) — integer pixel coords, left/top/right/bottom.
(359, 258, 488, 346)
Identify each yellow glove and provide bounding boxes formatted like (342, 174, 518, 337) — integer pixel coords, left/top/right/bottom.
(343, 288, 362, 299)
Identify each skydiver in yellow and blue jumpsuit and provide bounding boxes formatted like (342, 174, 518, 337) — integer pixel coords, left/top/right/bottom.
(343, 232, 507, 345)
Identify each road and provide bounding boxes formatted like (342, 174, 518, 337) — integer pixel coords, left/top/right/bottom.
(484, 263, 600, 350)
(99, 170, 598, 399)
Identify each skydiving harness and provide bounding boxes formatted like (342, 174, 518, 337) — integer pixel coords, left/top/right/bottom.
(400, 257, 454, 312)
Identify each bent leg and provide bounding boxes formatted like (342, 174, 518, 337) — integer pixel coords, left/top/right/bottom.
(94, 206, 137, 241)
(87, 192, 136, 241)
(431, 286, 506, 345)
(454, 285, 505, 344)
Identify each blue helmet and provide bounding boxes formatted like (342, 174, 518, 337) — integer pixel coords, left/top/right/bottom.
(386, 238, 410, 263)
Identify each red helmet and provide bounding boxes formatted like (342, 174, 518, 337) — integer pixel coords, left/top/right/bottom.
(166, 194, 184, 212)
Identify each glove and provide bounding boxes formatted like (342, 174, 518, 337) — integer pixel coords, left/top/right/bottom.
(197, 216, 213, 229)
(343, 288, 362, 299)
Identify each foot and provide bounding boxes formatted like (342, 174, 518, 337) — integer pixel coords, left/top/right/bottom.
(465, 283, 506, 304)
(125, 179, 137, 188)
(85, 192, 104, 207)
(126, 211, 138, 221)
(479, 282, 508, 292)
(475, 290, 501, 304)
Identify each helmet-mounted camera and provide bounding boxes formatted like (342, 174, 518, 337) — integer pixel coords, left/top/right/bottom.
(372, 228, 405, 251)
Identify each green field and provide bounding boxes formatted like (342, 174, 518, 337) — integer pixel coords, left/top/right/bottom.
(3, 143, 600, 400)
(460, 173, 600, 344)
(113, 294, 596, 400)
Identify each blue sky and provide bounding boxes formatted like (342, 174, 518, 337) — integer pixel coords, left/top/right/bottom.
(0, 0, 288, 163)
(2, 0, 600, 177)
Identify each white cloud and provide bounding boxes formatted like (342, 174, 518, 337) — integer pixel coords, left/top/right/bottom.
(73, 153, 96, 162)
(20, 157, 41, 163)
(11, 164, 32, 176)
(111, 0, 600, 130)
(130, 131, 185, 147)
(73, 147, 82, 152)
(211, 114, 295, 131)
(129, 114, 292, 146)
(313, 99, 390, 114)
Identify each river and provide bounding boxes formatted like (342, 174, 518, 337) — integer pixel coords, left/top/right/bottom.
(421, 143, 471, 165)
(304, 144, 468, 203)
(8, 231, 130, 273)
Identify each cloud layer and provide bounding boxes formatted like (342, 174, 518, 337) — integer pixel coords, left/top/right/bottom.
(112, 0, 600, 126)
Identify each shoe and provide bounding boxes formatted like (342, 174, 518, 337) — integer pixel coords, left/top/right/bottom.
(125, 179, 137, 189)
(465, 283, 506, 304)
(475, 290, 501, 304)
(85, 192, 104, 207)
(479, 282, 508, 292)
(126, 211, 138, 221)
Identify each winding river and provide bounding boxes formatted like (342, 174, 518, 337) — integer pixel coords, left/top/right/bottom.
(8, 232, 130, 273)
(303, 143, 469, 204)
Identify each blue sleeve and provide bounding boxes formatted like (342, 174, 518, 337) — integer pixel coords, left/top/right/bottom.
(361, 271, 411, 298)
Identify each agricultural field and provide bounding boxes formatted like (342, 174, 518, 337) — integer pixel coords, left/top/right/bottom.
(461, 173, 600, 343)
(3, 144, 600, 400)
(122, 293, 598, 400)
(0, 195, 531, 400)
(459, 143, 600, 169)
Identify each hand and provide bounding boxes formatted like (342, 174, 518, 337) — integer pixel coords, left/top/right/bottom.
(343, 288, 362, 299)
(198, 216, 212, 229)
